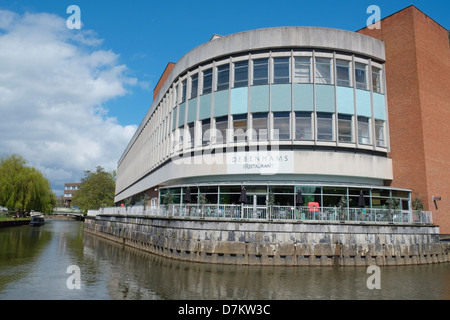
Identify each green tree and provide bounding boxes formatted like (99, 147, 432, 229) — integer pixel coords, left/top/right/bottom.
(72, 166, 116, 212)
(0, 154, 56, 214)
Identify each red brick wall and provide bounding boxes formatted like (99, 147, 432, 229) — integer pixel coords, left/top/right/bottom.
(358, 6, 450, 234)
(153, 62, 175, 101)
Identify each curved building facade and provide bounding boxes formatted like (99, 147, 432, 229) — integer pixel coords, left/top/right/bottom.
(115, 27, 411, 211)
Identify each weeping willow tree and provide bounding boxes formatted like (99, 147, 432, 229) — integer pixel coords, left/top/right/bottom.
(0, 154, 56, 214)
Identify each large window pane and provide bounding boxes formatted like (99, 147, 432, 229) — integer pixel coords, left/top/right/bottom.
(317, 112, 334, 141)
(253, 58, 269, 85)
(217, 64, 229, 91)
(372, 67, 382, 93)
(358, 116, 371, 145)
(355, 63, 367, 90)
(201, 119, 211, 146)
(190, 74, 198, 98)
(295, 112, 313, 140)
(273, 112, 291, 140)
(336, 59, 351, 87)
(234, 61, 248, 88)
(252, 113, 268, 141)
(215, 116, 228, 144)
(202, 68, 213, 94)
(315, 58, 332, 84)
(375, 120, 385, 147)
(273, 57, 290, 84)
(294, 57, 311, 83)
(187, 123, 195, 148)
(181, 79, 187, 103)
(338, 114, 353, 142)
(233, 114, 247, 142)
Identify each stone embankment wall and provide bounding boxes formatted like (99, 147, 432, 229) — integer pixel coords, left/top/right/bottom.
(84, 215, 450, 266)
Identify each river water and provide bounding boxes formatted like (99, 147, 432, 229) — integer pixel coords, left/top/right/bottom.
(0, 219, 449, 300)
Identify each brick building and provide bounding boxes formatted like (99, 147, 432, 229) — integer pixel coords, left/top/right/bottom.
(64, 182, 82, 208)
(358, 5, 450, 235)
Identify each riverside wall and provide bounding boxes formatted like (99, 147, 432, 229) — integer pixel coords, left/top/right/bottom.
(84, 215, 450, 266)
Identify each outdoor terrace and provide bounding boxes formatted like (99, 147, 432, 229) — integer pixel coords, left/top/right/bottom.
(90, 204, 433, 225)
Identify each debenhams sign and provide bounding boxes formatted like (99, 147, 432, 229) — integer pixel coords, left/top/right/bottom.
(226, 151, 293, 175)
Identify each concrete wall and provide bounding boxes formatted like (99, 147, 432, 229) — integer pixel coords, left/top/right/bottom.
(115, 149, 393, 202)
(84, 216, 449, 266)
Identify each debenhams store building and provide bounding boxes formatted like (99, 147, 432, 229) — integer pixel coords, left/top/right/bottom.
(115, 27, 411, 211)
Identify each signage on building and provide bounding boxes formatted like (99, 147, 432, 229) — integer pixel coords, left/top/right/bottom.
(226, 151, 294, 175)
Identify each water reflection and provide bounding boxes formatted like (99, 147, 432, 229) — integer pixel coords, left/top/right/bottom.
(83, 231, 450, 300)
(0, 220, 449, 300)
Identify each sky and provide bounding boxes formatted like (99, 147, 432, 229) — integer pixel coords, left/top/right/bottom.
(0, 0, 449, 196)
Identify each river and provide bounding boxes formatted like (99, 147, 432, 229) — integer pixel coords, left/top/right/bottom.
(0, 219, 449, 300)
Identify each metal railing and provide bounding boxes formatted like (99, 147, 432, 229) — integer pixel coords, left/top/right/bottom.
(91, 204, 433, 225)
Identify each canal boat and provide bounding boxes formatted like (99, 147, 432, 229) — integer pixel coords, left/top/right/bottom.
(29, 215, 45, 227)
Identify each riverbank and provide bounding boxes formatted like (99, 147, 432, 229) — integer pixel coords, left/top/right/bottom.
(0, 218, 31, 228)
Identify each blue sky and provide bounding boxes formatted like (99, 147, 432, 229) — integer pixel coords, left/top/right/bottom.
(0, 0, 448, 195)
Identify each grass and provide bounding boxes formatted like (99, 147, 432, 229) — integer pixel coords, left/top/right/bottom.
(0, 214, 31, 222)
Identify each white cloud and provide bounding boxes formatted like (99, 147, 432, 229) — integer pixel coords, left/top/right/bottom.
(0, 9, 138, 195)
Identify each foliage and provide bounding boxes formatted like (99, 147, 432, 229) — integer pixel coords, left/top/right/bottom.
(72, 166, 116, 212)
(198, 193, 207, 205)
(0, 154, 56, 214)
(386, 197, 400, 210)
(412, 198, 424, 211)
(161, 191, 174, 206)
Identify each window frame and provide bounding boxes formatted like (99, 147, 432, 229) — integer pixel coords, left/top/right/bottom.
(202, 68, 213, 94)
(233, 60, 248, 88)
(357, 116, 371, 145)
(273, 57, 290, 84)
(216, 63, 230, 91)
(273, 112, 291, 141)
(315, 57, 333, 85)
(338, 114, 353, 142)
(252, 58, 269, 86)
(295, 112, 313, 141)
(316, 112, 334, 141)
(355, 62, 368, 90)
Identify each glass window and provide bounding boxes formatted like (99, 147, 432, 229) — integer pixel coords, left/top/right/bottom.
(201, 119, 210, 146)
(372, 67, 382, 93)
(358, 116, 371, 145)
(251, 113, 268, 141)
(215, 116, 228, 144)
(202, 68, 213, 94)
(336, 59, 351, 87)
(338, 114, 353, 142)
(187, 123, 195, 148)
(234, 61, 248, 88)
(190, 74, 198, 98)
(317, 113, 334, 141)
(233, 114, 247, 142)
(375, 120, 385, 147)
(295, 112, 313, 140)
(294, 57, 311, 83)
(253, 58, 269, 85)
(315, 57, 332, 84)
(355, 63, 367, 90)
(273, 112, 291, 141)
(217, 64, 229, 91)
(181, 79, 187, 103)
(273, 57, 290, 84)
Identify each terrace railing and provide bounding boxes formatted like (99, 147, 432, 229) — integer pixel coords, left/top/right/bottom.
(92, 204, 433, 225)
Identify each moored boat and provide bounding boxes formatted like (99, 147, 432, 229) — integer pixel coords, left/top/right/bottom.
(29, 215, 45, 226)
